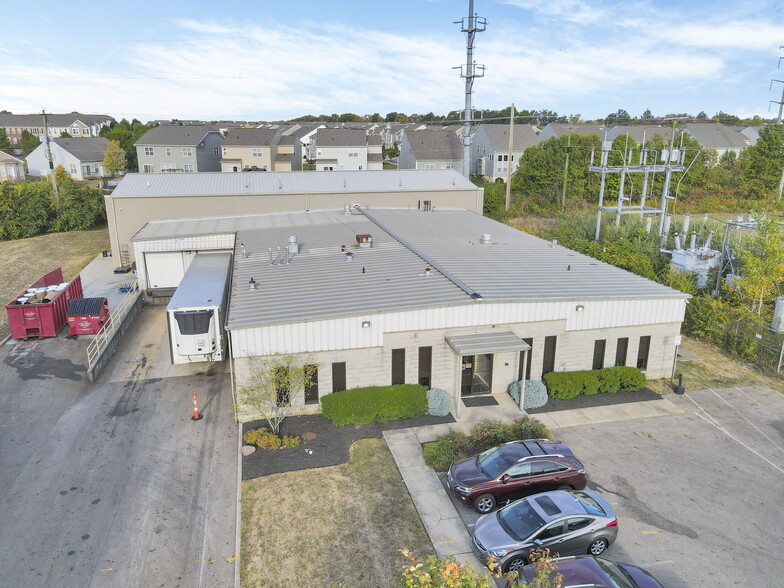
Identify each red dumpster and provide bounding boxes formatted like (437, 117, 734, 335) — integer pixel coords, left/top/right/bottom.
(66, 298, 109, 335)
(5, 268, 84, 339)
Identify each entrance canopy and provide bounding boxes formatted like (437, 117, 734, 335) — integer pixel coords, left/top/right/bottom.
(445, 331, 531, 356)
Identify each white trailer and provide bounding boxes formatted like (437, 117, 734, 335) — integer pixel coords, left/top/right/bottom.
(166, 252, 232, 364)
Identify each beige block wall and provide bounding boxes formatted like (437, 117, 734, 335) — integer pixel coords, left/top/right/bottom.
(232, 318, 681, 419)
(221, 145, 273, 170)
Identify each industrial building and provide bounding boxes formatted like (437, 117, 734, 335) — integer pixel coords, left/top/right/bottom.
(130, 205, 688, 419)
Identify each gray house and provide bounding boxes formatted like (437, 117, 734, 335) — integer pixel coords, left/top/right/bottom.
(135, 125, 224, 173)
(606, 125, 675, 145)
(0, 150, 24, 182)
(398, 129, 462, 171)
(471, 124, 540, 182)
(682, 123, 757, 160)
(26, 137, 110, 180)
(538, 123, 607, 142)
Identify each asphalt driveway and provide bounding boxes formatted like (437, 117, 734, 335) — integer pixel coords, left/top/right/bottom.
(441, 385, 784, 587)
(0, 305, 237, 588)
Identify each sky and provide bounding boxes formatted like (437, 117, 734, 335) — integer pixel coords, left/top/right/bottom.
(1, 0, 783, 123)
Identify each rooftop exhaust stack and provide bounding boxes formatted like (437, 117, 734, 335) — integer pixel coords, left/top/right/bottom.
(287, 235, 298, 254)
(248, 278, 256, 290)
(346, 252, 354, 262)
(240, 242, 248, 258)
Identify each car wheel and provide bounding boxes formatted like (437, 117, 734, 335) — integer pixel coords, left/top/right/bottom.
(588, 537, 609, 556)
(474, 494, 496, 514)
(505, 555, 528, 573)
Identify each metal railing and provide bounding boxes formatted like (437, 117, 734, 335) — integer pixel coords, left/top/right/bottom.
(86, 281, 141, 371)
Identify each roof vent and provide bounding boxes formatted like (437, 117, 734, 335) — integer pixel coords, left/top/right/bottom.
(550, 239, 558, 248)
(287, 235, 298, 254)
(346, 252, 354, 261)
(480, 233, 492, 245)
(424, 267, 431, 276)
(344, 204, 351, 214)
(248, 278, 256, 290)
(356, 234, 373, 248)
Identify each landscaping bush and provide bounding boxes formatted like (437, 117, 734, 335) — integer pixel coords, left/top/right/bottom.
(422, 430, 471, 472)
(509, 416, 550, 440)
(596, 369, 621, 394)
(508, 380, 522, 404)
(321, 384, 428, 425)
(470, 419, 513, 448)
(426, 388, 452, 416)
(243, 428, 301, 450)
(523, 380, 548, 409)
(609, 366, 647, 391)
(543, 371, 587, 399)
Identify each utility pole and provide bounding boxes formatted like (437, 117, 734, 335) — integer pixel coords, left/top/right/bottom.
(455, 0, 486, 179)
(771, 47, 784, 202)
(505, 103, 515, 209)
(42, 109, 59, 205)
(561, 116, 573, 212)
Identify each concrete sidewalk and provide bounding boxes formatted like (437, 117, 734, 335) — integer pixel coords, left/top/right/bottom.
(383, 394, 685, 574)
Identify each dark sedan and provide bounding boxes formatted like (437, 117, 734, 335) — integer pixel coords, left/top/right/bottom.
(447, 439, 586, 513)
(471, 489, 618, 574)
(516, 555, 663, 588)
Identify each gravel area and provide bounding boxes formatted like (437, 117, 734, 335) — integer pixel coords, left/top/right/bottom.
(242, 412, 455, 480)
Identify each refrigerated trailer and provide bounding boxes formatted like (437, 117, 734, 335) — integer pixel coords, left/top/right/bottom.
(166, 252, 232, 364)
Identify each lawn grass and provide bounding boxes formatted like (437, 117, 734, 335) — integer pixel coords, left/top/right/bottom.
(0, 227, 110, 338)
(647, 335, 784, 394)
(240, 438, 433, 588)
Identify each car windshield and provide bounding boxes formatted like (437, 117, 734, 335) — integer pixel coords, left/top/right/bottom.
(497, 499, 546, 541)
(574, 492, 607, 516)
(476, 444, 528, 478)
(595, 558, 637, 588)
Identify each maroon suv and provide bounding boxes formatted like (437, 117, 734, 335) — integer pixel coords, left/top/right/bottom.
(446, 439, 587, 513)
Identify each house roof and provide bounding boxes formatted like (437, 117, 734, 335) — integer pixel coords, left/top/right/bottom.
(367, 135, 383, 145)
(315, 128, 368, 147)
(683, 123, 754, 151)
(111, 169, 477, 198)
(404, 129, 462, 161)
(0, 112, 114, 128)
(542, 123, 607, 138)
(477, 124, 540, 151)
(0, 150, 23, 164)
(221, 207, 688, 330)
(134, 124, 222, 147)
(607, 125, 675, 144)
(223, 127, 280, 147)
(52, 137, 109, 162)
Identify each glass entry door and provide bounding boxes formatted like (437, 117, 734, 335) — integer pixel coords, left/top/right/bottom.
(461, 354, 493, 396)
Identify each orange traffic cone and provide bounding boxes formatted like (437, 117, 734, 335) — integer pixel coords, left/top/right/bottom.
(191, 392, 203, 421)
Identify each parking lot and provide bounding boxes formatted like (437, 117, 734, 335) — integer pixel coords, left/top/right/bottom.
(441, 385, 784, 586)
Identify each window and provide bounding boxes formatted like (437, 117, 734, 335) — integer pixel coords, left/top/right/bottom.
(160, 163, 175, 172)
(275, 367, 290, 406)
(418, 346, 432, 387)
(252, 148, 263, 157)
(332, 362, 346, 393)
(183, 164, 194, 172)
(592, 340, 606, 370)
(637, 336, 651, 370)
(213, 146, 220, 155)
(348, 150, 358, 157)
(532, 461, 567, 475)
(304, 365, 319, 405)
(222, 147, 228, 156)
(506, 462, 533, 478)
(69, 164, 78, 175)
(615, 338, 628, 366)
(542, 336, 557, 374)
(497, 154, 503, 161)
(537, 522, 565, 540)
(143, 164, 155, 173)
(518, 338, 533, 381)
(566, 518, 593, 533)
(165, 147, 172, 156)
(441, 164, 453, 170)
(144, 147, 154, 156)
(503, 154, 508, 161)
(392, 348, 405, 385)
(71, 127, 80, 135)
(423, 164, 436, 170)
(182, 147, 193, 157)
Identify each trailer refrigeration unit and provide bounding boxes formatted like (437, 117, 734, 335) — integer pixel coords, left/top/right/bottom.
(166, 253, 232, 364)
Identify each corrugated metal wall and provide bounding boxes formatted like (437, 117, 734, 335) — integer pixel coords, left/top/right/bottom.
(133, 234, 235, 289)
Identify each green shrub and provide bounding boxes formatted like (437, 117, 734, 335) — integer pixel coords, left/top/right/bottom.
(243, 428, 301, 450)
(543, 371, 583, 399)
(470, 419, 512, 449)
(596, 369, 621, 394)
(426, 388, 452, 416)
(509, 416, 550, 439)
(422, 430, 471, 471)
(609, 366, 647, 391)
(580, 371, 602, 396)
(321, 384, 427, 425)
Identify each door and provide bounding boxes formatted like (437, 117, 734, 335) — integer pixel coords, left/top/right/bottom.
(391, 348, 405, 385)
(145, 252, 185, 289)
(461, 354, 493, 396)
(531, 521, 568, 555)
(560, 517, 596, 555)
(501, 462, 535, 502)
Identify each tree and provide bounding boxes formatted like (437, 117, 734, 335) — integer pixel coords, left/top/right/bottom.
(236, 355, 318, 434)
(395, 112, 409, 123)
(734, 216, 784, 314)
(696, 111, 708, 120)
(60, 131, 71, 138)
(641, 109, 653, 120)
(19, 130, 41, 156)
(0, 109, 11, 114)
(0, 127, 11, 152)
(385, 112, 399, 122)
(102, 139, 127, 175)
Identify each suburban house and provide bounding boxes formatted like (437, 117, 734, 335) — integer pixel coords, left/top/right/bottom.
(127, 205, 688, 418)
(310, 128, 382, 171)
(398, 129, 462, 171)
(606, 125, 676, 146)
(275, 125, 310, 171)
(0, 112, 114, 146)
(0, 150, 24, 182)
(538, 123, 608, 141)
(471, 124, 541, 182)
(26, 137, 111, 180)
(682, 123, 757, 160)
(220, 127, 281, 172)
(134, 124, 224, 173)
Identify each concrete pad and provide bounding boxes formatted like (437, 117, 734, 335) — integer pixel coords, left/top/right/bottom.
(400, 465, 445, 493)
(409, 489, 463, 529)
(387, 440, 427, 468)
(531, 412, 560, 431)
(426, 516, 474, 558)
(413, 423, 455, 443)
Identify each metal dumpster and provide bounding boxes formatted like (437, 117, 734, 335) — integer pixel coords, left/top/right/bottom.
(66, 297, 110, 335)
(5, 268, 84, 339)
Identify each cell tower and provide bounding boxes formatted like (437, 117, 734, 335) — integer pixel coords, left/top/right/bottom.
(454, 0, 486, 179)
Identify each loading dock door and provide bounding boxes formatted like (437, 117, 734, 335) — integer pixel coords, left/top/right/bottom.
(145, 252, 185, 289)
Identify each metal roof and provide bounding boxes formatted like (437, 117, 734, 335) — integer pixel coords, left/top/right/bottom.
(446, 332, 531, 356)
(110, 169, 477, 198)
(167, 253, 232, 310)
(223, 208, 688, 330)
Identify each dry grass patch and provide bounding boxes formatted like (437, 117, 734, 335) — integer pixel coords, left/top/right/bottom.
(241, 438, 433, 588)
(0, 228, 110, 338)
(647, 335, 784, 394)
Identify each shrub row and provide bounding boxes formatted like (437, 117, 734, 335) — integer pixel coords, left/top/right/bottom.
(243, 428, 301, 450)
(422, 417, 550, 472)
(321, 384, 428, 426)
(543, 366, 646, 400)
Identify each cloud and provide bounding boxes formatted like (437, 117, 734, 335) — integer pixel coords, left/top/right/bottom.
(502, 0, 609, 24)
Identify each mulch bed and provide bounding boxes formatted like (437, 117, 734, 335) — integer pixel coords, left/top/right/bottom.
(241, 412, 455, 480)
(526, 387, 662, 414)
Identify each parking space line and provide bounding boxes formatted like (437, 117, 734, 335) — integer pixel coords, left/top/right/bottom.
(683, 393, 721, 427)
(693, 412, 784, 476)
(709, 389, 784, 455)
